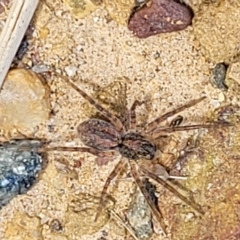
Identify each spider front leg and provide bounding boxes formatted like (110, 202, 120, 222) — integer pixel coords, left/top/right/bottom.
(151, 122, 229, 139)
(145, 97, 206, 133)
(43, 146, 115, 166)
(55, 73, 125, 133)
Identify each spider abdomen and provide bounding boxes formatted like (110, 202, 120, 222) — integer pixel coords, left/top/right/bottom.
(77, 119, 121, 150)
(119, 132, 156, 160)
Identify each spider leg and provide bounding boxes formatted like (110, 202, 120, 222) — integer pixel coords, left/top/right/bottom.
(127, 100, 145, 130)
(129, 160, 167, 235)
(42, 146, 102, 154)
(41, 146, 115, 165)
(145, 97, 206, 133)
(56, 73, 125, 133)
(95, 158, 127, 221)
(151, 122, 230, 139)
(141, 165, 204, 215)
(170, 134, 200, 173)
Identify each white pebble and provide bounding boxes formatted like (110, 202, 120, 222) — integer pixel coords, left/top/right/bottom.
(93, 17, 99, 22)
(65, 65, 78, 77)
(218, 92, 225, 102)
(210, 99, 220, 108)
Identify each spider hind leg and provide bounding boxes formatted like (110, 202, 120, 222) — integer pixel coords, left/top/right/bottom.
(95, 158, 127, 221)
(129, 161, 168, 235)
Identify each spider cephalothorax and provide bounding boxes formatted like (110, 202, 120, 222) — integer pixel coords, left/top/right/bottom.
(119, 132, 156, 160)
(52, 73, 228, 235)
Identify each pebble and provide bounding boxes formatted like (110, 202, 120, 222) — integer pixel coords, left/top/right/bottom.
(65, 65, 78, 77)
(0, 68, 50, 134)
(210, 63, 228, 90)
(218, 92, 225, 102)
(32, 64, 49, 73)
(0, 140, 45, 209)
(226, 62, 240, 85)
(126, 179, 155, 240)
(128, 0, 193, 38)
(93, 16, 100, 22)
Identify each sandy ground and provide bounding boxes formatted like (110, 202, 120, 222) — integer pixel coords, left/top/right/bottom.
(0, 0, 240, 240)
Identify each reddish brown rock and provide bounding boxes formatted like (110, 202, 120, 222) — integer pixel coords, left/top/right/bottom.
(128, 0, 193, 38)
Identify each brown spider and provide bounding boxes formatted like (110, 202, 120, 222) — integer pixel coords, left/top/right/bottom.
(48, 73, 227, 234)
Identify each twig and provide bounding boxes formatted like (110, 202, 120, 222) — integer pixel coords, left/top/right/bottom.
(0, 0, 39, 88)
(109, 209, 140, 240)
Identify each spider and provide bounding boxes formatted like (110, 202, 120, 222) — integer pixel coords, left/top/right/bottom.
(49, 73, 227, 234)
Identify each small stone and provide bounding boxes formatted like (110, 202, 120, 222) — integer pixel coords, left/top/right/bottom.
(218, 92, 225, 102)
(128, 0, 193, 38)
(126, 179, 155, 240)
(210, 99, 220, 108)
(32, 64, 49, 73)
(135, 54, 145, 63)
(65, 65, 78, 77)
(49, 219, 63, 232)
(0, 69, 50, 134)
(41, 199, 49, 209)
(93, 16, 100, 22)
(226, 62, 240, 85)
(185, 212, 194, 222)
(0, 140, 45, 209)
(39, 27, 50, 39)
(209, 63, 228, 90)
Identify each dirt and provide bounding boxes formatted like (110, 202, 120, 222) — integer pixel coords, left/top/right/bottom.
(0, 0, 240, 240)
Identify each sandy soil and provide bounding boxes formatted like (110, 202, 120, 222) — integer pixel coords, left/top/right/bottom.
(0, 0, 240, 240)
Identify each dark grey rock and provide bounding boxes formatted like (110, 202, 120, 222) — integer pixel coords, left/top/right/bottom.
(0, 139, 44, 208)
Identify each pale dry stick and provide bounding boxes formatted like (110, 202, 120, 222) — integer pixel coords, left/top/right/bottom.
(0, 0, 39, 88)
(0, 0, 22, 44)
(110, 209, 140, 240)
